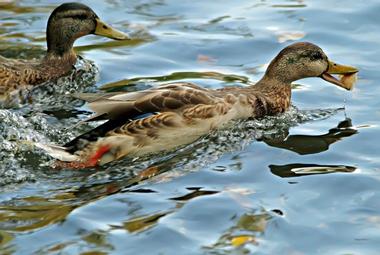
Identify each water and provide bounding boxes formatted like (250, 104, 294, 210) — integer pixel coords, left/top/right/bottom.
(0, 0, 379, 254)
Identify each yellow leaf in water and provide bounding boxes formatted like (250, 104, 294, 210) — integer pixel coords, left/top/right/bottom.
(231, 235, 254, 247)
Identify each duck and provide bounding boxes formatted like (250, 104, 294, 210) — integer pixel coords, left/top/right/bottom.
(0, 2, 129, 103)
(37, 42, 358, 169)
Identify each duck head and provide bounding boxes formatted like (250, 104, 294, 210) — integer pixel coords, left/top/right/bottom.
(46, 2, 129, 56)
(264, 42, 358, 90)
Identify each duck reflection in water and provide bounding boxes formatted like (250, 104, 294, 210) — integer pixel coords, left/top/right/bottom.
(261, 118, 357, 155)
(263, 118, 358, 178)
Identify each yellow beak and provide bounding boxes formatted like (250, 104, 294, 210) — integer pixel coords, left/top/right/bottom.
(321, 60, 358, 90)
(94, 18, 130, 40)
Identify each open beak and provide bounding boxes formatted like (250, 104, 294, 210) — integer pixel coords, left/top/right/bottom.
(321, 60, 358, 90)
(94, 18, 130, 40)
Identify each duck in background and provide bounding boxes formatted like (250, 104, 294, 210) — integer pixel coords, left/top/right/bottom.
(37, 42, 358, 169)
(0, 2, 129, 103)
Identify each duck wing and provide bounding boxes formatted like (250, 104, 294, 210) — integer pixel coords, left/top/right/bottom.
(65, 82, 222, 152)
(74, 82, 219, 122)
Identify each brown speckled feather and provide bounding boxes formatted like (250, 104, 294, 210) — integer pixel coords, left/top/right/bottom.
(75, 82, 222, 121)
(0, 53, 76, 97)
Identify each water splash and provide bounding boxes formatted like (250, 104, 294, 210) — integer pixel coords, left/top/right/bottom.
(0, 58, 99, 186)
(0, 110, 40, 185)
(28, 57, 99, 110)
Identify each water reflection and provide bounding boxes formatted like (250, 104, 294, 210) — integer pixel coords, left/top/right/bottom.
(81, 230, 114, 250)
(0, 162, 218, 237)
(0, 183, 120, 235)
(270, 164, 356, 178)
(114, 211, 171, 233)
(205, 210, 272, 251)
(100, 71, 250, 91)
(262, 118, 357, 155)
(0, 195, 74, 232)
(0, 2, 51, 14)
(170, 188, 219, 201)
(74, 37, 152, 53)
(35, 229, 114, 254)
(0, 230, 13, 254)
(0, 44, 45, 59)
(112, 187, 218, 234)
(0, 181, 221, 253)
(264, 118, 358, 178)
(272, 4, 306, 8)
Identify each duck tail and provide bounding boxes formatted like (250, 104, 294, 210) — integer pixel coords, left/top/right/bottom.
(35, 142, 114, 169)
(34, 142, 80, 162)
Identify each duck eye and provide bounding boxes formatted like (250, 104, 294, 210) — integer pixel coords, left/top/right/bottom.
(310, 52, 323, 61)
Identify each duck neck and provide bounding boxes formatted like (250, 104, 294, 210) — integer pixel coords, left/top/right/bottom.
(47, 39, 76, 57)
(251, 74, 292, 111)
(45, 21, 79, 71)
(43, 49, 77, 77)
(254, 75, 291, 91)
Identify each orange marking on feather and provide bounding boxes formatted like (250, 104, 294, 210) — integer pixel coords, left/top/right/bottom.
(52, 145, 111, 170)
(88, 145, 111, 166)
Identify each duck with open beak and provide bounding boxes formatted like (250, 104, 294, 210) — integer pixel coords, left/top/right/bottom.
(321, 60, 359, 90)
(37, 42, 360, 169)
